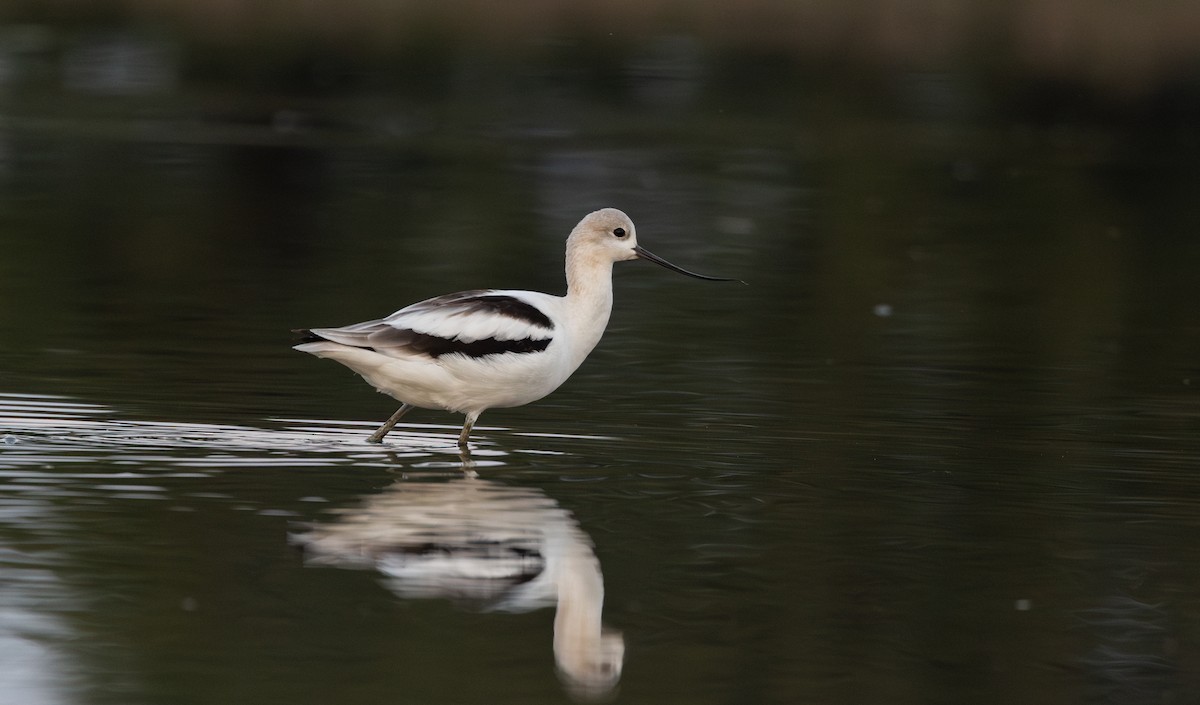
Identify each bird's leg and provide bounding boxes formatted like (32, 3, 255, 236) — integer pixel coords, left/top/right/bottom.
(457, 446, 477, 478)
(457, 412, 480, 448)
(367, 403, 413, 444)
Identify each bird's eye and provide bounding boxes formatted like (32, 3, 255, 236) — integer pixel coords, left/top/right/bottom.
(612, 227, 627, 238)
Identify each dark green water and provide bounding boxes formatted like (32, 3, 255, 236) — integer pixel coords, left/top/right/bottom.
(2, 44, 1200, 705)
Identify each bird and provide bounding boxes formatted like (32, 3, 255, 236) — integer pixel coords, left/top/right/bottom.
(293, 207, 738, 447)
(293, 476, 625, 695)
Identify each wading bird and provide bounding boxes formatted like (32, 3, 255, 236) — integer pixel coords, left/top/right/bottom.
(294, 208, 738, 447)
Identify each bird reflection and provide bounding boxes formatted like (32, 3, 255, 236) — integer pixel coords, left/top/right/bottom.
(293, 474, 623, 699)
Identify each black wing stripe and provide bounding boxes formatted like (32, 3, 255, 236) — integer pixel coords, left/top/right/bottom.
(293, 328, 322, 343)
(304, 325, 551, 359)
(407, 332, 551, 359)
(471, 295, 555, 330)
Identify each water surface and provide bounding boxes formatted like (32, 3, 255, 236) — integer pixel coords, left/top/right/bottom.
(1, 59, 1199, 704)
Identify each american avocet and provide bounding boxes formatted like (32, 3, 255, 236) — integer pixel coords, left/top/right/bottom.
(294, 207, 737, 447)
(293, 476, 623, 695)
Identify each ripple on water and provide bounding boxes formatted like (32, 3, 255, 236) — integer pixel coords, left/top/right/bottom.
(0, 391, 617, 479)
(0, 392, 468, 471)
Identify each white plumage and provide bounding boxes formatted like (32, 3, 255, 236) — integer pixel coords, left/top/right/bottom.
(294, 207, 736, 447)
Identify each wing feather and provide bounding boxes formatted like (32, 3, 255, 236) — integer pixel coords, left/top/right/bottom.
(305, 290, 556, 360)
(384, 290, 554, 343)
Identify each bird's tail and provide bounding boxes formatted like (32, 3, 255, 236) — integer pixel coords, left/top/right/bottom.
(291, 328, 325, 344)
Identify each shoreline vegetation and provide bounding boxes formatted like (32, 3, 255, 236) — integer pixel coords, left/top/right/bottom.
(0, 0, 1198, 107)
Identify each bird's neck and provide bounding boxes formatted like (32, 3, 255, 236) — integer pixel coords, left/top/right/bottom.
(562, 248, 615, 368)
(564, 246, 615, 302)
(553, 543, 609, 679)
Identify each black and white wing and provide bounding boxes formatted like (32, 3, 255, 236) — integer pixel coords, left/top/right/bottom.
(298, 290, 556, 360)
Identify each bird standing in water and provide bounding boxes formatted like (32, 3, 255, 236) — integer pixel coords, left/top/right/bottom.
(294, 208, 738, 447)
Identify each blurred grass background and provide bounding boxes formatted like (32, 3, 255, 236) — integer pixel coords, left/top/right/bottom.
(2, 0, 1199, 108)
